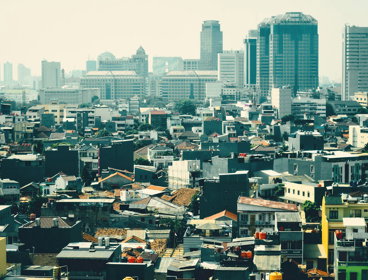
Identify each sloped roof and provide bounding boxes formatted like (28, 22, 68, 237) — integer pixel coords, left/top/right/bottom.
(22, 217, 74, 228)
(146, 185, 167, 191)
(98, 172, 133, 183)
(204, 210, 238, 221)
(238, 197, 298, 211)
(95, 228, 127, 239)
(122, 235, 146, 244)
(161, 188, 199, 207)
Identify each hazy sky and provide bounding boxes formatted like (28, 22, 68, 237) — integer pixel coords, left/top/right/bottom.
(0, 0, 367, 81)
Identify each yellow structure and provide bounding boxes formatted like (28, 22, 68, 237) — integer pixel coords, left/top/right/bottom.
(354, 91, 368, 107)
(0, 237, 6, 277)
(321, 196, 368, 270)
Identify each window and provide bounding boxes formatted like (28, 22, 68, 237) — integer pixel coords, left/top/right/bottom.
(350, 272, 357, 280)
(329, 210, 338, 219)
(241, 214, 248, 222)
(288, 188, 290, 193)
(297, 190, 300, 195)
(302, 192, 305, 197)
(307, 192, 310, 198)
(338, 270, 346, 280)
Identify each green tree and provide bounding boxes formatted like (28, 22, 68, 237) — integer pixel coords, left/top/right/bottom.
(97, 129, 110, 137)
(274, 184, 284, 197)
(281, 114, 295, 124)
(302, 200, 320, 222)
(138, 123, 153, 131)
(29, 196, 48, 216)
(81, 165, 93, 186)
(175, 100, 197, 116)
(363, 143, 368, 153)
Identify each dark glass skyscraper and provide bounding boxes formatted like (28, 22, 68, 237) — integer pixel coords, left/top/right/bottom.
(200, 20, 223, 70)
(244, 30, 258, 86)
(257, 12, 319, 96)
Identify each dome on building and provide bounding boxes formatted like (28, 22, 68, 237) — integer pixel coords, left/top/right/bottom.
(136, 46, 146, 55)
(97, 52, 116, 61)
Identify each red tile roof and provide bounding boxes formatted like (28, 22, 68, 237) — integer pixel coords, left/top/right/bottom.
(238, 197, 298, 211)
(204, 210, 238, 221)
(150, 110, 167, 115)
(122, 235, 146, 244)
(98, 172, 134, 183)
(146, 185, 167, 191)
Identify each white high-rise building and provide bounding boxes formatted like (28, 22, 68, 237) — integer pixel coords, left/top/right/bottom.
(218, 50, 244, 88)
(271, 87, 292, 118)
(342, 25, 368, 100)
(41, 60, 61, 88)
(3, 62, 13, 86)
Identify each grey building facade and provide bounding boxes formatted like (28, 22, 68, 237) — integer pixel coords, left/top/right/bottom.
(200, 20, 223, 71)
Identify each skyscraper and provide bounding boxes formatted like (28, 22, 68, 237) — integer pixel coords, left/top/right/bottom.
(244, 30, 258, 86)
(218, 50, 244, 87)
(41, 60, 61, 88)
(200, 20, 223, 70)
(257, 12, 319, 96)
(18, 64, 31, 84)
(3, 62, 13, 86)
(342, 25, 368, 100)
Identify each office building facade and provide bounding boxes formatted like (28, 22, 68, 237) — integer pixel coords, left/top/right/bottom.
(342, 25, 368, 100)
(257, 12, 319, 96)
(41, 60, 62, 88)
(159, 70, 217, 101)
(17, 64, 31, 84)
(183, 59, 200, 70)
(218, 50, 245, 87)
(200, 20, 223, 70)
(97, 47, 148, 77)
(244, 30, 258, 86)
(3, 62, 13, 86)
(80, 71, 145, 100)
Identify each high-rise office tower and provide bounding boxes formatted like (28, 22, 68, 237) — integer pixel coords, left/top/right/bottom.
(342, 25, 368, 100)
(3, 62, 13, 86)
(18, 64, 31, 84)
(86, 60, 97, 72)
(41, 60, 61, 88)
(257, 12, 319, 96)
(200, 20, 223, 70)
(218, 50, 244, 87)
(244, 30, 258, 86)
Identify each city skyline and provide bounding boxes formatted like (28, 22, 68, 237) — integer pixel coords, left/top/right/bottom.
(0, 0, 368, 81)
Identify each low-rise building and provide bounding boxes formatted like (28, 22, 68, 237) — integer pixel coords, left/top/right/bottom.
(322, 195, 368, 272)
(333, 217, 368, 279)
(237, 196, 298, 237)
(19, 217, 82, 253)
(0, 179, 20, 203)
(354, 91, 368, 107)
(168, 160, 200, 189)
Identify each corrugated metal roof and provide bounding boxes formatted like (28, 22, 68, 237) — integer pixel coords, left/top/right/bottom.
(57, 249, 114, 260)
